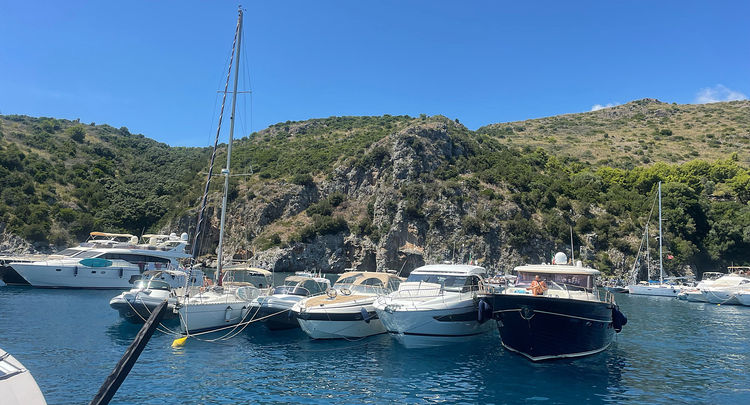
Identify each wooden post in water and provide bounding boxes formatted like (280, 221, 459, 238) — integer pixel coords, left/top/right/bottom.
(90, 301, 168, 405)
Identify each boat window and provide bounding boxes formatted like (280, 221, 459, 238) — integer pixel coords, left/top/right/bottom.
(517, 272, 592, 289)
(273, 285, 309, 296)
(144, 280, 171, 291)
(102, 253, 170, 264)
(335, 274, 362, 285)
(359, 278, 384, 288)
(56, 248, 83, 256)
(75, 250, 104, 259)
(303, 280, 326, 295)
(387, 278, 401, 291)
(406, 274, 471, 291)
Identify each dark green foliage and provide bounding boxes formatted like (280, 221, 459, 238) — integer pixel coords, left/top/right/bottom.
(65, 125, 86, 142)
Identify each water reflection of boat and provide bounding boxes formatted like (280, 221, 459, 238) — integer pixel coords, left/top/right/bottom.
(486, 252, 626, 361)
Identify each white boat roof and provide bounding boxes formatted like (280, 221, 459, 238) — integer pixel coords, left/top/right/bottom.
(514, 264, 600, 276)
(143, 269, 186, 277)
(222, 265, 272, 277)
(411, 264, 486, 276)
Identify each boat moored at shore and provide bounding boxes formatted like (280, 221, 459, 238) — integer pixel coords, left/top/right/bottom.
(485, 253, 626, 361)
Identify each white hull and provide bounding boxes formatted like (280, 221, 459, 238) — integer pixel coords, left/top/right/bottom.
(736, 292, 750, 306)
(702, 289, 742, 305)
(0, 348, 47, 405)
(177, 287, 260, 334)
(627, 284, 682, 297)
(298, 317, 385, 339)
(684, 290, 707, 302)
(11, 262, 140, 289)
(375, 303, 492, 348)
(296, 301, 385, 339)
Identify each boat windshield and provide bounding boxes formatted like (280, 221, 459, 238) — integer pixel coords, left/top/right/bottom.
(133, 280, 171, 291)
(405, 274, 480, 292)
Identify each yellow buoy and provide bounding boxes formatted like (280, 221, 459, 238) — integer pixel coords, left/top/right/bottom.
(171, 336, 187, 347)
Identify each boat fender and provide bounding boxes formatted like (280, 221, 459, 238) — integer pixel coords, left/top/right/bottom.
(612, 305, 627, 333)
(360, 307, 377, 323)
(74, 266, 78, 277)
(477, 299, 493, 324)
(224, 306, 232, 322)
(119, 268, 124, 278)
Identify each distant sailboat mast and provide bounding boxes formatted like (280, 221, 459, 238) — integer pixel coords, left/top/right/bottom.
(646, 223, 650, 281)
(658, 181, 664, 285)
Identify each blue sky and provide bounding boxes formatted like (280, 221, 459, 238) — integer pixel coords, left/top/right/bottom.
(1, 1, 748, 147)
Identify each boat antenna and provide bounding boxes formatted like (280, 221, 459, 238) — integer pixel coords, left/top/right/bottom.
(216, 6, 244, 286)
(569, 225, 575, 264)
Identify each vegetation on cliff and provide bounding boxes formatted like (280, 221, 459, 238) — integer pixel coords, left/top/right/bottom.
(2, 99, 750, 278)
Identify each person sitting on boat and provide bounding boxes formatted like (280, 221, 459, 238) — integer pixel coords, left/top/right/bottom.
(527, 275, 548, 296)
(202, 275, 213, 290)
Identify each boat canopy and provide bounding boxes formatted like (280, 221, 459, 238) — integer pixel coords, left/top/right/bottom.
(89, 232, 136, 239)
(411, 264, 486, 277)
(514, 264, 600, 276)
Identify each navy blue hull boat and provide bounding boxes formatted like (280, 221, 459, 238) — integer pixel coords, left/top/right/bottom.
(485, 252, 626, 361)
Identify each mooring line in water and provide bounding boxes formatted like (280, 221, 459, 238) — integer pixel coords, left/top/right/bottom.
(122, 298, 183, 337)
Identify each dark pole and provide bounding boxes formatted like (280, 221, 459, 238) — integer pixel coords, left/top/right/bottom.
(90, 301, 168, 405)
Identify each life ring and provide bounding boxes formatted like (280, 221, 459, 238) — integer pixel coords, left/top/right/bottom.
(340, 287, 352, 296)
(326, 288, 338, 298)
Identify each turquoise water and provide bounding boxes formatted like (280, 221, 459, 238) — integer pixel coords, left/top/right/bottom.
(1, 284, 749, 404)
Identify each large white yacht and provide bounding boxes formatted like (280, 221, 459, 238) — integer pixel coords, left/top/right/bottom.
(294, 271, 402, 339)
(678, 271, 723, 302)
(10, 233, 191, 289)
(373, 263, 493, 348)
(699, 271, 750, 305)
(0, 232, 136, 286)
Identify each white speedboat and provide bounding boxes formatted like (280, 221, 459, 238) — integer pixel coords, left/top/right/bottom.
(294, 271, 402, 339)
(177, 266, 272, 334)
(249, 273, 331, 330)
(109, 269, 203, 323)
(700, 272, 750, 305)
(10, 233, 191, 289)
(0, 347, 47, 405)
(373, 263, 493, 348)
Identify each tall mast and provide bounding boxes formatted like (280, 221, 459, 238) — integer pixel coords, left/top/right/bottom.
(658, 181, 663, 285)
(216, 7, 243, 286)
(646, 223, 650, 281)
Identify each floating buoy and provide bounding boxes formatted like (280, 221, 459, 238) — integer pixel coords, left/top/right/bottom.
(171, 336, 187, 347)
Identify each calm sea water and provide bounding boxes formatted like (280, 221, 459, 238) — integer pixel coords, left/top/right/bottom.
(1, 280, 749, 404)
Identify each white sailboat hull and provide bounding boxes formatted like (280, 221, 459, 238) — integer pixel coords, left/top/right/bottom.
(178, 297, 251, 334)
(626, 284, 681, 297)
(701, 289, 742, 305)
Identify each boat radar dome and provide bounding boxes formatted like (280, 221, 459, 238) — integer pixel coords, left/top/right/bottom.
(553, 252, 568, 265)
(181, 233, 189, 241)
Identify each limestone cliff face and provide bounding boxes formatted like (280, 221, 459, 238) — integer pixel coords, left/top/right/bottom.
(177, 119, 570, 276)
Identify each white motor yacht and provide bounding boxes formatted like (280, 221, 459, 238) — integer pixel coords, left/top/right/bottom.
(177, 266, 272, 334)
(678, 271, 723, 302)
(10, 233, 191, 289)
(294, 271, 402, 339)
(250, 272, 331, 330)
(700, 272, 750, 305)
(109, 269, 203, 323)
(0, 347, 47, 405)
(373, 263, 493, 348)
(0, 231, 136, 286)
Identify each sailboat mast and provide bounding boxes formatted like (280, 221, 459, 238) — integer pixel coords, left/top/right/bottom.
(646, 223, 650, 281)
(658, 181, 663, 285)
(216, 8, 243, 286)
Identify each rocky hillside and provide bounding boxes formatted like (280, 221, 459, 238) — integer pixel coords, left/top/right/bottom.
(3, 100, 750, 280)
(479, 99, 750, 168)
